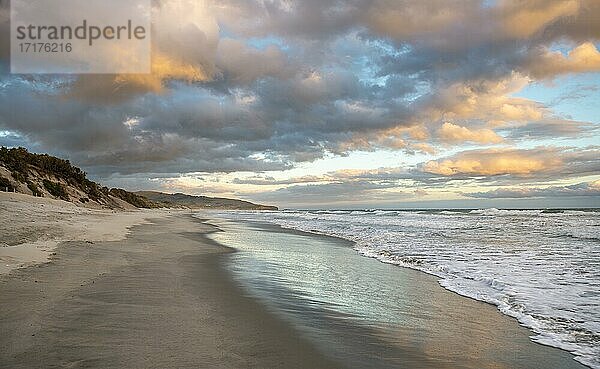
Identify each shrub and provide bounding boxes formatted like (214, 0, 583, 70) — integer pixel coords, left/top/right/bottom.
(0, 147, 157, 208)
(0, 146, 86, 186)
(0, 147, 29, 177)
(42, 179, 69, 201)
(27, 181, 42, 196)
(11, 170, 27, 183)
(109, 188, 159, 208)
(0, 176, 14, 192)
(84, 180, 104, 202)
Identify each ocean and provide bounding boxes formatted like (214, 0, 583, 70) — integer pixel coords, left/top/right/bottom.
(209, 209, 599, 368)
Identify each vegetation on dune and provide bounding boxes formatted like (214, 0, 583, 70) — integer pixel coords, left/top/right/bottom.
(137, 191, 278, 210)
(0, 147, 104, 198)
(0, 146, 155, 208)
(108, 188, 161, 209)
(1, 147, 278, 210)
(42, 179, 69, 201)
(26, 181, 42, 196)
(1, 147, 86, 185)
(10, 170, 27, 183)
(0, 175, 14, 192)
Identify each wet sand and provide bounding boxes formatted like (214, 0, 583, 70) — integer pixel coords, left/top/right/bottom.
(209, 219, 590, 369)
(0, 214, 338, 368)
(0, 213, 589, 368)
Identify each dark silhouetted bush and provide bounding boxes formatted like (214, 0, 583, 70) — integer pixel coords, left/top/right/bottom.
(27, 181, 42, 196)
(0, 176, 14, 191)
(109, 188, 160, 208)
(43, 179, 69, 201)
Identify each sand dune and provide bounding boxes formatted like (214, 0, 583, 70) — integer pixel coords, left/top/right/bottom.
(0, 192, 174, 275)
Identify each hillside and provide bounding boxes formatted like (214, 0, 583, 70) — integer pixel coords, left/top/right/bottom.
(137, 191, 278, 210)
(0, 147, 277, 211)
(0, 147, 161, 209)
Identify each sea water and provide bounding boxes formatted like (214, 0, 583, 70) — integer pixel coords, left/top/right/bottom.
(210, 209, 599, 368)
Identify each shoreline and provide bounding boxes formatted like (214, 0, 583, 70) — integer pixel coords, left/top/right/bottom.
(0, 205, 590, 368)
(206, 217, 590, 369)
(0, 213, 340, 368)
(208, 215, 596, 368)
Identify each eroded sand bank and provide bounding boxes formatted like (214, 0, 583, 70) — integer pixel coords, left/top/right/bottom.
(0, 192, 173, 274)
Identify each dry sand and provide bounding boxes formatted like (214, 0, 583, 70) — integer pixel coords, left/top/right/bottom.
(0, 192, 173, 275)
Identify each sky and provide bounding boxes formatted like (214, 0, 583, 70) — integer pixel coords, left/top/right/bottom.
(0, 0, 599, 209)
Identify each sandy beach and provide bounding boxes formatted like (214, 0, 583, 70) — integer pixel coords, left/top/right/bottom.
(2, 0, 599, 367)
(0, 192, 171, 275)
(0, 200, 338, 368)
(0, 195, 591, 368)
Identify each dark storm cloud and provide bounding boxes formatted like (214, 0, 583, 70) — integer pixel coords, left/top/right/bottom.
(0, 0, 599, 183)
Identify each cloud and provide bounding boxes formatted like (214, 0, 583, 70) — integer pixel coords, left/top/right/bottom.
(422, 146, 600, 178)
(364, 1, 479, 43)
(466, 180, 600, 199)
(249, 180, 411, 206)
(232, 166, 433, 192)
(500, 0, 580, 38)
(0, 0, 599, 200)
(232, 174, 323, 186)
(525, 42, 600, 79)
(0, 2, 8, 62)
(412, 74, 546, 125)
(501, 119, 599, 140)
(437, 122, 503, 144)
(216, 39, 290, 84)
(41, 0, 218, 103)
(213, 0, 600, 46)
(550, 84, 599, 105)
(424, 150, 539, 177)
(64, 53, 210, 104)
